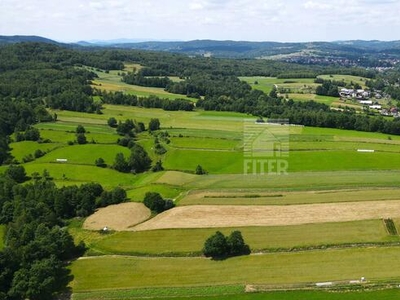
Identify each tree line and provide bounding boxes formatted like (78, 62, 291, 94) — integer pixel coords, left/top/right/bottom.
(97, 90, 194, 111)
(0, 167, 126, 299)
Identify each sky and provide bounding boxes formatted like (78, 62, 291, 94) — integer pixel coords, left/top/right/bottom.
(1, 0, 400, 43)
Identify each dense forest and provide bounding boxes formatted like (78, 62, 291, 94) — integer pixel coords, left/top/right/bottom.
(1, 41, 400, 298)
(0, 167, 127, 299)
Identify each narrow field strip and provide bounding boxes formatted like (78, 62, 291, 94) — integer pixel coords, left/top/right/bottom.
(72, 284, 244, 300)
(84, 203, 151, 231)
(70, 247, 400, 291)
(86, 219, 396, 256)
(180, 188, 400, 205)
(133, 201, 400, 231)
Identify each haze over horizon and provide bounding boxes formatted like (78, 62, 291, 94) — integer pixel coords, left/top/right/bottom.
(1, 0, 400, 43)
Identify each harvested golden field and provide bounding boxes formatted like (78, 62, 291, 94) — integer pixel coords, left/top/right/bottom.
(84, 202, 151, 231)
(132, 200, 400, 231)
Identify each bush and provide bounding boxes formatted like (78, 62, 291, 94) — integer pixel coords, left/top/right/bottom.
(107, 117, 118, 128)
(76, 125, 86, 134)
(76, 133, 87, 144)
(22, 154, 34, 163)
(95, 157, 107, 168)
(143, 192, 174, 213)
(148, 118, 160, 131)
(5, 165, 27, 183)
(154, 141, 167, 155)
(117, 137, 134, 147)
(152, 160, 164, 172)
(195, 165, 207, 175)
(34, 149, 45, 158)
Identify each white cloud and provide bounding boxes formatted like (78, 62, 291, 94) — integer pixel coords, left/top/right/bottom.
(1, 0, 400, 42)
(303, 1, 332, 10)
(89, 1, 105, 10)
(189, 2, 204, 10)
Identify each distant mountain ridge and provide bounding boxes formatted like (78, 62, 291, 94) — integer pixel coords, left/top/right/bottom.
(0, 35, 61, 45)
(2, 35, 400, 62)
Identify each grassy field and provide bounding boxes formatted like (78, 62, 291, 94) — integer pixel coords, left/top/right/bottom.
(240, 75, 370, 107)
(34, 144, 131, 166)
(70, 247, 400, 290)
(38, 107, 400, 176)
(283, 93, 338, 105)
(180, 188, 400, 205)
(163, 148, 243, 173)
(239, 77, 317, 95)
(6, 103, 400, 298)
(73, 285, 244, 300)
(157, 170, 400, 191)
(9, 141, 64, 162)
(23, 163, 137, 189)
(73, 289, 400, 300)
(82, 219, 395, 255)
(288, 150, 400, 172)
(170, 136, 241, 150)
(317, 74, 368, 89)
(91, 67, 197, 101)
(126, 184, 184, 202)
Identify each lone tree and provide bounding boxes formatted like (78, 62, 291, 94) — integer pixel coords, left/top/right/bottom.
(76, 125, 86, 134)
(148, 118, 160, 131)
(195, 165, 207, 175)
(76, 133, 87, 144)
(203, 230, 250, 259)
(107, 117, 118, 128)
(227, 230, 250, 256)
(152, 160, 164, 172)
(113, 153, 130, 173)
(5, 165, 27, 183)
(203, 231, 229, 258)
(95, 157, 106, 168)
(129, 144, 152, 173)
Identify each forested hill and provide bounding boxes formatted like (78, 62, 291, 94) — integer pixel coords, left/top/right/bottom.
(0, 35, 62, 45)
(79, 39, 400, 64)
(3, 35, 400, 65)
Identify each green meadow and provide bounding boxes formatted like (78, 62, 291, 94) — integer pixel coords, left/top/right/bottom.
(81, 219, 395, 256)
(240, 75, 373, 107)
(180, 188, 400, 206)
(9, 141, 64, 162)
(70, 247, 400, 290)
(161, 170, 400, 191)
(5, 99, 400, 299)
(91, 68, 198, 101)
(73, 289, 400, 300)
(318, 74, 368, 88)
(170, 136, 241, 150)
(23, 163, 137, 189)
(239, 77, 317, 95)
(34, 144, 131, 166)
(125, 183, 184, 202)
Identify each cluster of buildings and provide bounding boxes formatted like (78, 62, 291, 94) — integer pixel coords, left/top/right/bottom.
(339, 88, 371, 100)
(338, 88, 398, 116)
(381, 107, 399, 117)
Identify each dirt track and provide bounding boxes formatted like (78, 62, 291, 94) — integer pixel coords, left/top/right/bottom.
(83, 202, 151, 231)
(132, 200, 400, 231)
